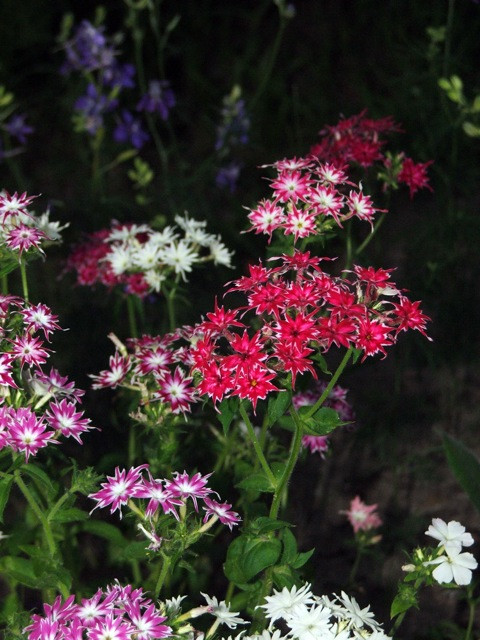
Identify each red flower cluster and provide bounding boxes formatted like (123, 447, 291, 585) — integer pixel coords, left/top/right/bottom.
(247, 156, 383, 242)
(310, 109, 400, 168)
(92, 253, 430, 414)
(309, 110, 433, 198)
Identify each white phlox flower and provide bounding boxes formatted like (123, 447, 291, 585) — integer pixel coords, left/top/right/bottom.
(200, 593, 247, 629)
(35, 210, 70, 242)
(209, 237, 234, 267)
(425, 546, 478, 586)
(285, 603, 333, 640)
(335, 592, 380, 631)
(107, 223, 150, 242)
(259, 582, 315, 628)
(425, 518, 474, 552)
(160, 239, 198, 279)
(132, 239, 162, 270)
(108, 243, 135, 275)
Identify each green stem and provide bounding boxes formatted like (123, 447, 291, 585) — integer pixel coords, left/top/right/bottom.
(166, 278, 180, 331)
(269, 405, 304, 520)
(14, 471, 56, 556)
(126, 295, 138, 339)
(239, 402, 276, 487)
(347, 541, 364, 587)
(304, 347, 354, 419)
(443, 0, 456, 78)
(154, 553, 172, 598)
(47, 488, 73, 524)
(1, 274, 7, 295)
(355, 210, 387, 257)
(19, 259, 29, 302)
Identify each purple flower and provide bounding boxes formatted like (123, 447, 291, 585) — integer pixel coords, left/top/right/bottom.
(62, 20, 115, 74)
(4, 114, 34, 145)
(113, 110, 149, 149)
(215, 91, 250, 153)
(215, 161, 242, 192)
(103, 62, 136, 90)
(137, 80, 175, 119)
(75, 83, 118, 135)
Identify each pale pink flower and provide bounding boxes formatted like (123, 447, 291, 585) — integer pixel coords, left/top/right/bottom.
(341, 496, 382, 534)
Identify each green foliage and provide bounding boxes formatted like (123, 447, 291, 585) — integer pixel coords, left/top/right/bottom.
(443, 432, 480, 515)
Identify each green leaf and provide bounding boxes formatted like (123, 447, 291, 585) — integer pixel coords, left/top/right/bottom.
(280, 528, 298, 564)
(242, 537, 282, 582)
(462, 121, 480, 137)
(390, 584, 418, 618)
(299, 406, 345, 436)
(311, 352, 331, 374)
(49, 507, 88, 523)
(20, 464, 56, 498)
(236, 473, 275, 493)
(442, 432, 480, 514)
(267, 392, 291, 426)
(80, 520, 127, 548)
(224, 536, 249, 584)
(119, 541, 149, 560)
(249, 516, 291, 535)
(0, 556, 37, 589)
(217, 397, 239, 435)
(0, 475, 13, 523)
(291, 548, 315, 569)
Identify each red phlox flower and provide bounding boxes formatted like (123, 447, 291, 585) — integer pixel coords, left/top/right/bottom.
(247, 282, 286, 318)
(270, 169, 313, 204)
(355, 315, 394, 360)
(0, 353, 18, 388)
(134, 345, 173, 376)
(308, 185, 345, 225)
(346, 189, 383, 228)
(89, 464, 148, 518)
(90, 352, 131, 389)
(398, 157, 433, 198)
(222, 330, 268, 375)
(202, 497, 241, 530)
(136, 472, 183, 520)
(20, 303, 62, 341)
(0, 190, 37, 221)
(45, 398, 93, 443)
(390, 297, 432, 339)
(226, 263, 270, 293)
(234, 365, 279, 412)
(195, 361, 233, 406)
(202, 298, 244, 333)
(8, 407, 57, 462)
(302, 435, 329, 456)
(31, 367, 84, 402)
(10, 333, 50, 368)
(273, 341, 317, 387)
(6, 224, 47, 255)
(316, 314, 357, 350)
(283, 281, 322, 312)
(282, 204, 317, 243)
(246, 198, 285, 241)
(273, 311, 318, 350)
(152, 367, 195, 414)
(166, 470, 213, 511)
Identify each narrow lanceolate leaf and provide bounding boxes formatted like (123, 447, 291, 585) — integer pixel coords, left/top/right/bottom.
(442, 432, 480, 515)
(0, 475, 13, 522)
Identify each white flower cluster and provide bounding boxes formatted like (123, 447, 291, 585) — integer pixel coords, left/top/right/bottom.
(106, 214, 233, 288)
(250, 583, 390, 640)
(424, 517, 477, 586)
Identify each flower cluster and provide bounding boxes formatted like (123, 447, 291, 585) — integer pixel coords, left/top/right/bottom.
(424, 518, 478, 586)
(293, 381, 355, 455)
(257, 582, 390, 640)
(89, 466, 241, 531)
(0, 191, 68, 257)
(247, 155, 384, 243)
(0, 294, 92, 461)
(309, 110, 433, 198)
(24, 583, 172, 640)
(66, 215, 233, 298)
(215, 85, 250, 192)
(91, 251, 430, 415)
(340, 496, 382, 535)
(190, 252, 430, 411)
